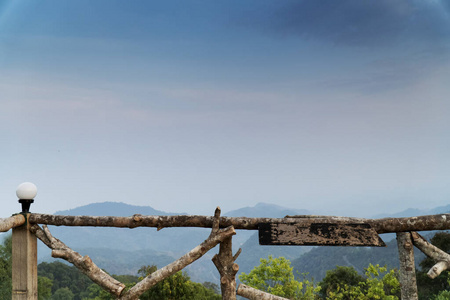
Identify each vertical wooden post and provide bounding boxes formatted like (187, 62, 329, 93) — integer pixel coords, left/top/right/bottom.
(12, 214, 38, 300)
(397, 232, 418, 300)
(212, 237, 240, 300)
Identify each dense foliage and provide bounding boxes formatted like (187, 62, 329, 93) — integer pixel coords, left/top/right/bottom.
(319, 266, 365, 298)
(239, 255, 319, 299)
(241, 255, 400, 299)
(38, 261, 93, 299)
(0, 234, 12, 299)
(323, 264, 400, 299)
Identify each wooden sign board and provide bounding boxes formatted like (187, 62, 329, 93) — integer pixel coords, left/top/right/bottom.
(259, 223, 386, 247)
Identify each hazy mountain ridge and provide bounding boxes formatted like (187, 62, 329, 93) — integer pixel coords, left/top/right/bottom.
(224, 202, 312, 218)
(371, 204, 450, 219)
(54, 201, 179, 217)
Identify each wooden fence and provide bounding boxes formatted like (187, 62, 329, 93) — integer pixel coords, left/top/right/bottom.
(2, 207, 450, 299)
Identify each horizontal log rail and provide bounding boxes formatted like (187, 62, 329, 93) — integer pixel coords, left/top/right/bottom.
(28, 213, 450, 234)
(0, 214, 26, 232)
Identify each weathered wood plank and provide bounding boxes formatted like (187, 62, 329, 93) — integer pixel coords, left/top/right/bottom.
(258, 223, 386, 247)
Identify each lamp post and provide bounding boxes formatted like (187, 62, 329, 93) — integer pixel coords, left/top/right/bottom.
(12, 182, 38, 300)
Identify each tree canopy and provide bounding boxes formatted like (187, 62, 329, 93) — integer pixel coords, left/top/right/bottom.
(239, 255, 319, 299)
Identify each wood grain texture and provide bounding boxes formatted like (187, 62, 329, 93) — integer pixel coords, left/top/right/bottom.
(259, 223, 385, 246)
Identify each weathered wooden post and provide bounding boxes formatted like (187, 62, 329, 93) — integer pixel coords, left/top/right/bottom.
(211, 208, 241, 300)
(12, 215, 38, 300)
(397, 232, 418, 300)
(12, 183, 38, 300)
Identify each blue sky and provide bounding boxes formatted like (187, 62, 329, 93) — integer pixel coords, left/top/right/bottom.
(1, 0, 449, 217)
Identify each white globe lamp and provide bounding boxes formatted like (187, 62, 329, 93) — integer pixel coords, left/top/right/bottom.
(16, 182, 37, 213)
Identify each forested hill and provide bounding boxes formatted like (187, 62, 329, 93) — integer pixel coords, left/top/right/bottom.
(291, 236, 426, 281)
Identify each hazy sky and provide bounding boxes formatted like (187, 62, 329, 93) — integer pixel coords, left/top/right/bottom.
(1, 0, 449, 217)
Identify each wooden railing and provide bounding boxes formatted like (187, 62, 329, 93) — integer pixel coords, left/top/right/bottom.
(3, 208, 450, 299)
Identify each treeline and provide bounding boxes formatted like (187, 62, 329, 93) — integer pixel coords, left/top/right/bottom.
(37, 262, 221, 300)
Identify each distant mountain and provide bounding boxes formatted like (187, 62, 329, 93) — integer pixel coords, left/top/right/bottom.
(54, 201, 177, 217)
(225, 202, 312, 218)
(371, 204, 450, 219)
(429, 204, 450, 215)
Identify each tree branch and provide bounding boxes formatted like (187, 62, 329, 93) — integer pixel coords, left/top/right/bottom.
(29, 224, 126, 297)
(0, 214, 26, 232)
(237, 284, 289, 300)
(411, 231, 450, 279)
(29, 213, 450, 234)
(119, 209, 236, 300)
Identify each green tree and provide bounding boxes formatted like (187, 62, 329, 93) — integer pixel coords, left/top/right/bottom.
(81, 265, 220, 300)
(239, 255, 320, 299)
(434, 290, 450, 300)
(52, 287, 75, 300)
(38, 276, 53, 300)
(361, 264, 400, 299)
(82, 283, 114, 300)
(137, 265, 220, 300)
(319, 266, 365, 298)
(324, 264, 400, 300)
(0, 234, 12, 299)
(38, 261, 93, 300)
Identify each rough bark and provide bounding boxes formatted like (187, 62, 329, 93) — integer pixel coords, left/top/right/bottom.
(370, 214, 450, 234)
(211, 208, 241, 300)
(396, 232, 418, 300)
(119, 208, 236, 300)
(236, 284, 289, 300)
(287, 214, 450, 234)
(259, 222, 385, 246)
(29, 224, 125, 297)
(29, 213, 450, 234)
(411, 231, 450, 279)
(0, 214, 26, 232)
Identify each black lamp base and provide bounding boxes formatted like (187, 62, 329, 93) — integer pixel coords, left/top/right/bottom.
(18, 199, 34, 213)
